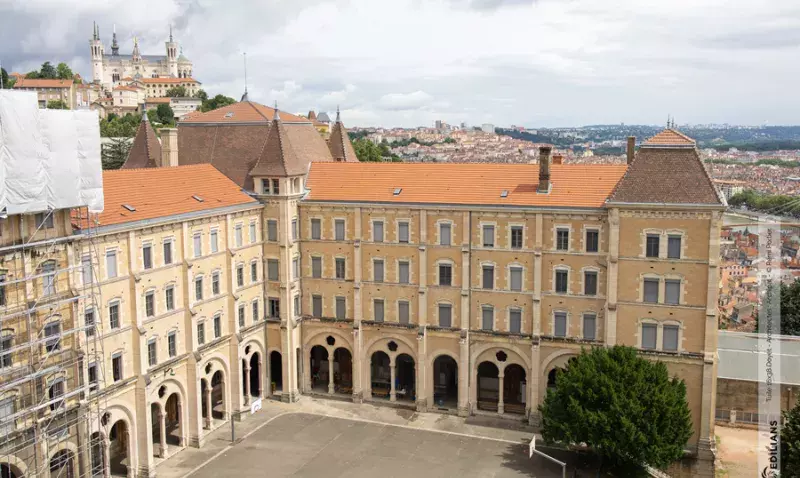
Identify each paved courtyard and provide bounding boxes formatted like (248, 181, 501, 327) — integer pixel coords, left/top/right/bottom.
(188, 412, 563, 478)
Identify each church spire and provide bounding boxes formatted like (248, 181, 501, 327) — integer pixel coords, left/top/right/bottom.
(92, 21, 98, 41)
(273, 101, 280, 121)
(111, 24, 119, 56)
(132, 36, 141, 61)
(169, 24, 174, 42)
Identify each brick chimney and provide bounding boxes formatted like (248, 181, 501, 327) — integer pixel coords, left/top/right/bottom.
(552, 153, 563, 165)
(160, 128, 179, 167)
(626, 136, 635, 164)
(537, 146, 552, 193)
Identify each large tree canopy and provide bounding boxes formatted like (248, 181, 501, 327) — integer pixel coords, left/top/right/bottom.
(539, 346, 693, 472)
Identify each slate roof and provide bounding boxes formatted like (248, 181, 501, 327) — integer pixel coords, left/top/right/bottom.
(250, 115, 305, 177)
(121, 116, 161, 169)
(327, 118, 359, 162)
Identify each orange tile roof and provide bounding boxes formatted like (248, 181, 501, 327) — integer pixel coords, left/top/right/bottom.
(306, 163, 628, 208)
(180, 101, 309, 124)
(13, 78, 73, 88)
(642, 128, 695, 146)
(145, 97, 172, 103)
(92, 164, 258, 227)
(141, 77, 199, 84)
(113, 86, 140, 92)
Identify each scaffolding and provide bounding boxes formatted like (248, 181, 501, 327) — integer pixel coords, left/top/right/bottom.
(0, 206, 108, 478)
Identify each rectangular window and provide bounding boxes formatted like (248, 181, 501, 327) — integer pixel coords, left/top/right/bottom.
(584, 271, 598, 296)
(292, 219, 298, 242)
(510, 309, 522, 333)
(294, 295, 301, 317)
(556, 229, 569, 251)
(212, 272, 220, 296)
(667, 235, 682, 259)
(482, 265, 494, 289)
(312, 257, 322, 278)
(262, 179, 271, 194)
(49, 379, 64, 410)
(167, 332, 178, 358)
(235, 224, 243, 248)
(0, 274, 5, 307)
(643, 278, 659, 303)
(163, 240, 173, 265)
(193, 234, 202, 258)
(482, 225, 494, 247)
(252, 301, 259, 322)
(148, 339, 157, 367)
(142, 244, 153, 269)
(641, 324, 657, 350)
(268, 298, 280, 319)
(272, 178, 280, 195)
(109, 302, 120, 329)
(213, 315, 221, 338)
(439, 264, 452, 286)
(335, 219, 345, 241)
(510, 267, 522, 291)
(665, 279, 681, 305)
(555, 269, 568, 294)
(267, 220, 278, 242)
(106, 250, 118, 278)
(511, 226, 523, 249)
(195, 277, 203, 302)
(481, 306, 493, 331)
(373, 221, 384, 242)
(312, 295, 322, 317)
(249, 222, 257, 243)
(42, 261, 56, 296)
(293, 258, 300, 280)
(197, 322, 205, 345)
(374, 259, 384, 282)
(586, 229, 599, 253)
(663, 325, 679, 351)
(112, 354, 122, 382)
(335, 258, 346, 279)
(554, 312, 567, 337)
(335, 297, 346, 320)
(88, 363, 98, 392)
(583, 313, 596, 340)
(398, 261, 410, 284)
(236, 265, 244, 287)
(374, 299, 384, 322)
(85, 309, 95, 337)
(646, 234, 660, 258)
(311, 218, 321, 240)
(398, 222, 409, 243)
(145, 291, 155, 317)
(35, 212, 54, 229)
(398, 301, 409, 324)
(439, 304, 453, 328)
(238, 305, 246, 327)
(267, 259, 279, 281)
(210, 230, 219, 253)
(165, 287, 174, 311)
(1, 335, 12, 369)
(82, 255, 92, 285)
(440, 223, 451, 246)
(251, 262, 258, 282)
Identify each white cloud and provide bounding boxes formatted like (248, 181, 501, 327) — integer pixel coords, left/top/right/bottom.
(378, 91, 434, 111)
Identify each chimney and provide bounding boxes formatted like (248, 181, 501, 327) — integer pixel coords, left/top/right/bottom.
(552, 153, 563, 165)
(626, 136, 635, 164)
(537, 146, 552, 193)
(160, 128, 179, 167)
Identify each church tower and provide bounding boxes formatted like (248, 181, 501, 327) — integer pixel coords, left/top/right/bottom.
(89, 22, 104, 83)
(166, 26, 178, 77)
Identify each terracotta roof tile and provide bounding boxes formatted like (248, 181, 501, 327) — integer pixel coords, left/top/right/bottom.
(13, 78, 73, 88)
(181, 101, 309, 124)
(121, 117, 161, 169)
(306, 163, 627, 208)
(91, 164, 258, 227)
(642, 128, 696, 146)
(250, 117, 304, 177)
(141, 77, 199, 84)
(327, 119, 359, 162)
(145, 97, 172, 104)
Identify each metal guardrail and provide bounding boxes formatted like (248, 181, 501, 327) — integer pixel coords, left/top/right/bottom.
(529, 435, 567, 478)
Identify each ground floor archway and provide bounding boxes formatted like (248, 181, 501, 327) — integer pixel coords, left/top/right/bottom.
(432, 355, 458, 409)
(50, 449, 76, 478)
(165, 393, 182, 447)
(210, 370, 225, 421)
(370, 351, 391, 400)
(310, 345, 329, 392)
(89, 431, 104, 476)
(395, 354, 415, 402)
(333, 348, 353, 395)
(477, 362, 499, 412)
(109, 420, 130, 476)
(150, 403, 165, 459)
(1, 463, 22, 478)
(270, 351, 283, 393)
(502, 364, 527, 415)
(249, 353, 262, 398)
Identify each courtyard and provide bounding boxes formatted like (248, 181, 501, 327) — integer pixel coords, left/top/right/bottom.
(187, 412, 564, 478)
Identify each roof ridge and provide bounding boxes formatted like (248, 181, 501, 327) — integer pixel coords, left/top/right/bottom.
(247, 101, 270, 121)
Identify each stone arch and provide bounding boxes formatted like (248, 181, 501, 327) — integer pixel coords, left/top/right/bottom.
(363, 334, 417, 360)
(241, 338, 266, 360)
(49, 449, 76, 478)
(95, 403, 137, 472)
(0, 455, 27, 478)
(304, 329, 354, 352)
(472, 343, 530, 372)
(428, 350, 459, 409)
(539, 349, 579, 378)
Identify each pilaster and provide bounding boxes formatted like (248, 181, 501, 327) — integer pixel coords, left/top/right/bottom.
(605, 207, 620, 345)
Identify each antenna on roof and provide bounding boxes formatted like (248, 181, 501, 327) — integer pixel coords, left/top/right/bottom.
(336, 105, 341, 123)
(273, 101, 280, 121)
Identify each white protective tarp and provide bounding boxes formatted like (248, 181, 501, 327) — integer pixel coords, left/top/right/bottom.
(0, 90, 104, 214)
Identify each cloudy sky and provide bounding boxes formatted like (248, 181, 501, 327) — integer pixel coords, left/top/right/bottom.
(1, 0, 798, 127)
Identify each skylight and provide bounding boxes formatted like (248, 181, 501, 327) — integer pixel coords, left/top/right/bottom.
(500, 190, 509, 198)
(192, 195, 204, 202)
(224, 112, 234, 118)
(393, 188, 402, 196)
(122, 204, 136, 212)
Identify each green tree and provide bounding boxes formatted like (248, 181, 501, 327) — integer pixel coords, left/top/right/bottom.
(56, 62, 73, 80)
(146, 109, 160, 125)
(99, 113, 142, 137)
(194, 89, 208, 101)
(781, 401, 800, 477)
(1, 68, 12, 88)
(353, 138, 384, 162)
(539, 346, 693, 473)
(25, 70, 40, 79)
(46, 100, 69, 109)
(39, 62, 57, 79)
(755, 279, 800, 336)
(155, 104, 175, 124)
(165, 86, 187, 97)
(200, 94, 236, 112)
(102, 137, 131, 170)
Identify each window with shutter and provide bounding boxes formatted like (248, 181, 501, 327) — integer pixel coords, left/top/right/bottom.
(374, 260, 384, 282)
(439, 264, 452, 286)
(482, 225, 494, 247)
(398, 301, 409, 324)
(510, 267, 522, 291)
(235, 225, 243, 248)
(641, 324, 657, 349)
(312, 295, 322, 317)
(336, 297, 346, 320)
(82, 255, 92, 285)
(667, 235, 682, 259)
(643, 279, 659, 303)
(440, 223, 451, 246)
(509, 309, 522, 333)
(646, 234, 660, 258)
(335, 258, 346, 279)
(146, 291, 155, 317)
(335, 220, 345, 240)
(582, 313, 596, 340)
(311, 219, 321, 240)
(250, 222, 257, 243)
(267, 220, 278, 242)
(663, 325, 679, 351)
(106, 251, 118, 278)
(511, 226, 523, 249)
(481, 306, 494, 330)
(398, 222, 409, 243)
(554, 312, 567, 337)
(665, 280, 681, 304)
(584, 271, 598, 295)
(556, 229, 569, 251)
(482, 265, 494, 289)
(373, 221, 384, 242)
(438, 304, 452, 328)
(398, 261, 410, 284)
(312, 257, 322, 278)
(168, 332, 177, 357)
(193, 234, 201, 258)
(163, 240, 173, 265)
(267, 259, 279, 281)
(374, 299, 384, 322)
(555, 269, 568, 293)
(585, 229, 599, 253)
